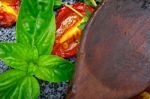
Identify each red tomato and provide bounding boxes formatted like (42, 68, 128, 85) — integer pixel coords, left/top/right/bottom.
(52, 2, 94, 58)
(0, 0, 20, 27)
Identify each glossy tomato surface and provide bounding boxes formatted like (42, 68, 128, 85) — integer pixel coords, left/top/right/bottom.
(52, 2, 94, 58)
(0, 0, 20, 27)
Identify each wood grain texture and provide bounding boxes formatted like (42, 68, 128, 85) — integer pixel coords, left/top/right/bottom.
(67, 0, 150, 99)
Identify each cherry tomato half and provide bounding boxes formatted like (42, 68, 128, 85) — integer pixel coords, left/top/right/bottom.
(52, 2, 94, 58)
(0, 0, 20, 27)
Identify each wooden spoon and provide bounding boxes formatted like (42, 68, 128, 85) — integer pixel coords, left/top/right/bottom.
(68, 0, 150, 99)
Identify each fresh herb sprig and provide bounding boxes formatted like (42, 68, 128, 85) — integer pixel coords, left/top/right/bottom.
(78, 10, 93, 30)
(54, 1, 94, 30)
(0, 0, 74, 98)
(54, 0, 63, 10)
(78, 0, 102, 7)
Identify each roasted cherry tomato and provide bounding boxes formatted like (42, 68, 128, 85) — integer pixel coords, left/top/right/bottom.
(132, 88, 150, 99)
(0, 0, 20, 27)
(52, 2, 94, 58)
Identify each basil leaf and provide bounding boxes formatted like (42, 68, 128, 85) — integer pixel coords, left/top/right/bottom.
(0, 70, 40, 99)
(84, 0, 93, 7)
(0, 43, 38, 71)
(0, 70, 26, 91)
(35, 14, 56, 55)
(54, 0, 63, 7)
(78, 0, 103, 7)
(0, 43, 11, 59)
(78, 22, 87, 30)
(35, 55, 74, 82)
(0, 44, 28, 71)
(17, 0, 55, 55)
(78, 15, 89, 30)
(54, 0, 63, 10)
(78, 0, 95, 7)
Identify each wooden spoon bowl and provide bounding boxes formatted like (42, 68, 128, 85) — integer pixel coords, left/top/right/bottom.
(68, 0, 150, 99)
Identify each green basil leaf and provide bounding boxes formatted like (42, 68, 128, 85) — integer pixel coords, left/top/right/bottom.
(78, 22, 87, 30)
(3, 57, 28, 71)
(0, 43, 29, 71)
(0, 43, 11, 59)
(85, 10, 93, 17)
(78, 16, 89, 30)
(16, 0, 55, 55)
(0, 70, 26, 91)
(35, 14, 56, 55)
(84, 0, 93, 7)
(0, 70, 40, 99)
(54, 0, 64, 10)
(78, 0, 103, 7)
(54, 0, 63, 7)
(35, 55, 74, 82)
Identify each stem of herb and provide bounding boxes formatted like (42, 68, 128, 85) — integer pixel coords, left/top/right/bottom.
(90, 0, 97, 7)
(64, 3, 84, 18)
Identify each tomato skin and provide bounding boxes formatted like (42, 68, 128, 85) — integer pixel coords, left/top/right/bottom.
(56, 2, 94, 29)
(52, 2, 94, 58)
(0, 12, 16, 27)
(0, 0, 20, 27)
